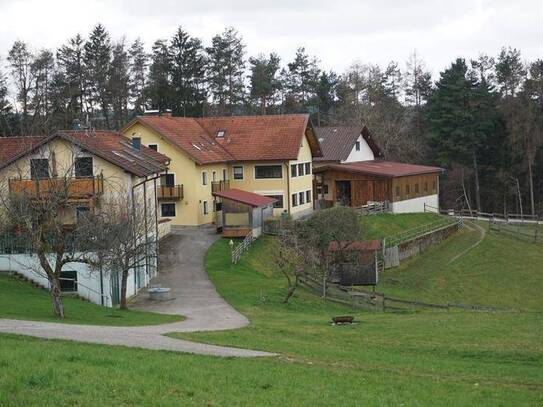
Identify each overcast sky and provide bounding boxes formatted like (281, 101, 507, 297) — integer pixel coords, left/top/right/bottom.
(1, 0, 542, 78)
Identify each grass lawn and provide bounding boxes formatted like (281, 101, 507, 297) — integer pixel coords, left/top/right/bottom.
(360, 212, 442, 239)
(0, 273, 183, 326)
(377, 223, 543, 310)
(1, 218, 542, 405)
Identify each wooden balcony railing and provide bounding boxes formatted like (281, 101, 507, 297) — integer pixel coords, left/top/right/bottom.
(157, 185, 184, 200)
(8, 175, 104, 200)
(211, 180, 230, 194)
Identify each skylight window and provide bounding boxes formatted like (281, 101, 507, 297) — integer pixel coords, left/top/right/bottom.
(192, 143, 202, 151)
(216, 130, 225, 138)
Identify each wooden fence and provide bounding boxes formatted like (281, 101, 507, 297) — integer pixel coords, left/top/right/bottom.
(299, 273, 499, 312)
(231, 231, 255, 264)
(489, 219, 542, 244)
(354, 201, 391, 216)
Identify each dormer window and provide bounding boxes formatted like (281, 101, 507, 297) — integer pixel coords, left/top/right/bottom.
(216, 130, 225, 138)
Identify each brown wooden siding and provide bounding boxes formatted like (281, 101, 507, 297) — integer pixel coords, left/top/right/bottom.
(391, 174, 439, 202)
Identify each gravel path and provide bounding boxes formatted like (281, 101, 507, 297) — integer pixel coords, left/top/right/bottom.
(0, 227, 275, 358)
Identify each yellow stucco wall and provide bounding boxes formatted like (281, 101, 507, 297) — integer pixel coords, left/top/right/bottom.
(122, 123, 315, 225)
(0, 138, 146, 224)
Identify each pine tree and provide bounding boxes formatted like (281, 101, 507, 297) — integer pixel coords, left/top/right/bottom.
(30, 49, 55, 133)
(169, 27, 207, 117)
(84, 24, 112, 129)
(147, 39, 172, 112)
(0, 60, 13, 136)
(206, 27, 246, 115)
(128, 38, 148, 115)
(314, 71, 338, 125)
(109, 40, 130, 129)
(495, 47, 525, 97)
(7, 40, 33, 133)
(249, 53, 281, 115)
(282, 47, 320, 112)
(57, 34, 87, 125)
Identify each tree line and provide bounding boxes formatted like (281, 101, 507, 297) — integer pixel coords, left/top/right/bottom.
(0, 24, 541, 214)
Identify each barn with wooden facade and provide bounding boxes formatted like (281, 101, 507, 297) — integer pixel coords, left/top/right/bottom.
(313, 161, 443, 213)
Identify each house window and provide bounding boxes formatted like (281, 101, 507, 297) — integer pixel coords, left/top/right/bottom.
(148, 144, 158, 151)
(60, 270, 77, 292)
(30, 159, 49, 179)
(414, 183, 419, 193)
(161, 173, 175, 187)
(291, 164, 297, 177)
(202, 172, 208, 185)
(75, 157, 93, 178)
(203, 201, 209, 215)
(161, 203, 176, 217)
(255, 165, 282, 179)
(292, 193, 298, 207)
(355, 141, 361, 151)
(265, 195, 284, 209)
(298, 163, 305, 176)
(406, 185, 410, 195)
(323, 184, 329, 194)
(396, 186, 401, 196)
(306, 190, 312, 203)
(299, 191, 305, 205)
(233, 166, 244, 180)
(212, 171, 217, 182)
(305, 162, 311, 175)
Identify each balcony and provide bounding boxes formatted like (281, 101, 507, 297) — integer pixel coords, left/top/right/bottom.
(157, 185, 184, 200)
(8, 176, 104, 201)
(211, 180, 230, 194)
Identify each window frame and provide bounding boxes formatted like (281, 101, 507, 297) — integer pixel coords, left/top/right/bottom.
(203, 200, 209, 215)
(306, 190, 312, 203)
(30, 158, 50, 180)
(254, 164, 283, 180)
(265, 194, 284, 209)
(291, 164, 297, 177)
(161, 173, 175, 187)
(297, 163, 305, 176)
(233, 165, 244, 180)
(60, 270, 78, 293)
(148, 144, 158, 151)
(292, 193, 298, 207)
(202, 171, 208, 185)
(74, 156, 93, 179)
(355, 141, 361, 151)
(305, 162, 311, 175)
(161, 203, 176, 217)
(299, 191, 305, 205)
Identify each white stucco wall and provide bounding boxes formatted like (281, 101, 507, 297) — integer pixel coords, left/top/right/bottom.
(391, 194, 439, 214)
(0, 252, 155, 307)
(342, 136, 375, 163)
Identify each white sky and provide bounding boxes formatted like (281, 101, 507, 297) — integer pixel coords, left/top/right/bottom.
(0, 0, 542, 78)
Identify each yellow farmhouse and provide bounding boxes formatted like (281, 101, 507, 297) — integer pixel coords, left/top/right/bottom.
(0, 131, 170, 306)
(121, 114, 323, 227)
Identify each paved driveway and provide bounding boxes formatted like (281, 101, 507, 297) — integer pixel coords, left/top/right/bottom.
(0, 227, 273, 358)
(131, 225, 249, 332)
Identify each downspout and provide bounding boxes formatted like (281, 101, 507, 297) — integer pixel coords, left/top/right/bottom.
(285, 162, 291, 216)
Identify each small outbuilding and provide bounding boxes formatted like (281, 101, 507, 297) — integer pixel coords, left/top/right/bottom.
(213, 188, 276, 238)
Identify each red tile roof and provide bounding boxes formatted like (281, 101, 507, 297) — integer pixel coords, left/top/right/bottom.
(313, 160, 443, 178)
(314, 126, 383, 162)
(213, 188, 277, 207)
(0, 131, 169, 177)
(0, 136, 49, 168)
(122, 114, 322, 164)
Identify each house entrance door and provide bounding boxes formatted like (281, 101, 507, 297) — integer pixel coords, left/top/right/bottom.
(335, 181, 352, 206)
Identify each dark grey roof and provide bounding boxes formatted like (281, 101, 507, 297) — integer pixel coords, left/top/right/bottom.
(314, 126, 383, 162)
